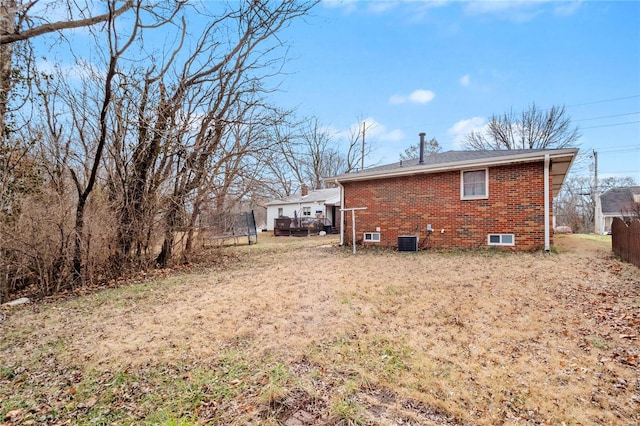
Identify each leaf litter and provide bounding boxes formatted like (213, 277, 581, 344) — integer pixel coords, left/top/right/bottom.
(0, 234, 638, 425)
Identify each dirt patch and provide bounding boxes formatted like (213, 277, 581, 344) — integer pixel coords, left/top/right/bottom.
(1, 233, 638, 425)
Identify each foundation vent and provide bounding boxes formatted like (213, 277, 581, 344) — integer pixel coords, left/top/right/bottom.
(398, 235, 418, 252)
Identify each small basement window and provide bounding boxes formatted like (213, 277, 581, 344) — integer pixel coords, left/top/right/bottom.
(363, 232, 381, 242)
(488, 234, 514, 246)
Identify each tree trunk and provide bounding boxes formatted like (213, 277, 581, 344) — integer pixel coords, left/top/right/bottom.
(0, 0, 16, 140)
(69, 1, 132, 284)
(184, 197, 203, 255)
(156, 201, 179, 268)
(72, 196, 87, 285)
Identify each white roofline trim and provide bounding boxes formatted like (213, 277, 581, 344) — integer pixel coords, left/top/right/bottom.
(332, 149, 578, 183)
(266, 199, 328, 206)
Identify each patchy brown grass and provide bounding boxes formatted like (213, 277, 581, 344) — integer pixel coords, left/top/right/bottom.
(1, 233, 638, 425)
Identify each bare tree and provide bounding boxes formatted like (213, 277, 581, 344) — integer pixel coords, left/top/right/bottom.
(0, 0, 319, 299)
(343, 119, 375, 172)
(620, 200, 640, 223)
(260, 115, 374, 199)
(0, 1, 180, 293)
(399, 136, 441, 161)
(259, 117, 302, 198)
(182, 109, 277, 256)
(68, 1, 144, 284)
(555, 175, 636, 233)
(463, 104, 580, 150)
(0, 1, 133, 44)
(107, 1, 318, 268)
(298, 117, 342, 190)
(0, 0, 135, 139)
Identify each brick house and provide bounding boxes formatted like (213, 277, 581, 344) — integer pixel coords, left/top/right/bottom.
(329, 147, 578, 251)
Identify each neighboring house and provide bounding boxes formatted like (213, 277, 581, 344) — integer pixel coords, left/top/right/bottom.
(329, 147, 578, 251)
(596, 186, 640, 234)
(265, 186, 341, 232)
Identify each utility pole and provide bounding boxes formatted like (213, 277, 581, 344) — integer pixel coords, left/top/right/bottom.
(593, 150, 598, 194)
(360, 121, 365, 171)
(593, 150, 600, 234)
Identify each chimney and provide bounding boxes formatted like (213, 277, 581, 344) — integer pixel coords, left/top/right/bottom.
(419, 132, 426, 164)
(301, 184, 308, 196)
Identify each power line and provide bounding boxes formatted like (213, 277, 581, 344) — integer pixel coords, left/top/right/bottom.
(597, 147, 640, 154)
(597, 144, 640, 150)
(580, 144, 640, 152)
(565, 95, 640, 109)
(480, 95, 640, 121)
(599, 171, 640, 175)
(580, 120, 640, 130)
(574, 111, 639, 122)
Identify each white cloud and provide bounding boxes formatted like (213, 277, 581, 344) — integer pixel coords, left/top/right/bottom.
(463, 0, 581, 22)
(36, 58, 94, 83)
(459, 74, 470, 87)
(367, 1, 399, 14)
(409, 89, 436, 104)
(389, 89, 435, 105)
(379, 128, 405, 142)
(389, 94, 406, 105)
(447, 116, 487, 147)
(336, 117, 405, 146)
(463, 1, 543, 22)
(322, 0, 406, 15)
(321, 0, 358, 13)
(554, 1, 581, 17)
(358, 117, 405, 142)
(322, 0, 579, 23)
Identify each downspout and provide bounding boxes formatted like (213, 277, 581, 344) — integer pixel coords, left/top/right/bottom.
(335, 179, 345, 246)
(544, 154, 550, 252)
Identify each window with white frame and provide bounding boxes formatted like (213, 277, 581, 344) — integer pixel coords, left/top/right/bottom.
(277, 207, 283, 217)
(302, 207, 311, 216)
(363, 232, 381, 242)
(488, 234, 514, 246)
(461, 169, 488, 199)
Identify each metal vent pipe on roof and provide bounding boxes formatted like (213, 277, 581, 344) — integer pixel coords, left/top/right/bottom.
(419, 132, 426, 164)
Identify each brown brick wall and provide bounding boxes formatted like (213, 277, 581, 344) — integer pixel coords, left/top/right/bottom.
(342, 161, 554, 250)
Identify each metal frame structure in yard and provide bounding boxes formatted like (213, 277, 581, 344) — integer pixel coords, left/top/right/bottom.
(199, 210, 258, 246)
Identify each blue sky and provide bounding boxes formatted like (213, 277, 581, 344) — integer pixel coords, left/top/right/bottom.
(271, 0, 640, 182)
(30, 0, 640, 183)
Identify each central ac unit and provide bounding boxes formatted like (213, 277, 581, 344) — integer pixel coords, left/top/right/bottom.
(398, 235, 418, 252)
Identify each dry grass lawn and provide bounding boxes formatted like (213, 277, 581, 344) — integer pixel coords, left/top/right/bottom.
(1, 233, 639, 425)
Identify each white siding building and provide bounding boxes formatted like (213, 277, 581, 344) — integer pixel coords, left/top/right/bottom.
(266, 187, 341, 232)
(596, 186, 640, 234)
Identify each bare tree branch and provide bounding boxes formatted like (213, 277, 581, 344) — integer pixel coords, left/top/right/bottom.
(462, 103, 581, 150)
(0, 0, 134, 44)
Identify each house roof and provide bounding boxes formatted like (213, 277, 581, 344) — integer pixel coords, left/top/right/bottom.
(266, 187, 340, 206)
(600, 186, 640, 215)
(328, 148, 578, 196)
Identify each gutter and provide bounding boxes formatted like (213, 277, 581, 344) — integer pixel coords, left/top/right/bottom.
(544, 154, 550, 252)
(335, 179, 345, 246)
(333, 149, 578, 183)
